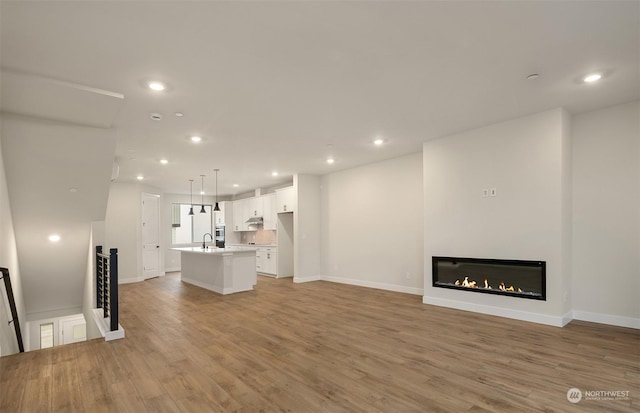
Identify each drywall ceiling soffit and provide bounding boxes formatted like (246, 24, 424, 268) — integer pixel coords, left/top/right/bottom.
(0, 69, 124, 128)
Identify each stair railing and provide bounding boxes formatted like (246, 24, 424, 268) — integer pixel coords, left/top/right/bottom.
(0, 267, 24, 352)
(96, 246, 119, 332)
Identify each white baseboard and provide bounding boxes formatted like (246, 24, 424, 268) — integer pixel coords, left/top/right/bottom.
(422, 295, 570, 327)
(293, 275, 321, 283)
(118, 276, 143, 284)
(91, 309, 125, 341)
(165, 267, 180, 273)
(322, 275, 423, 296)
(572, 310, 640, 329)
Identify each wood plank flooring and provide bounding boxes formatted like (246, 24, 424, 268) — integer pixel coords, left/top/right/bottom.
(1, 274, 638, 412)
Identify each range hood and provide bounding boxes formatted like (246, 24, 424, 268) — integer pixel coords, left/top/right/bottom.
(245, 217, 263, 225)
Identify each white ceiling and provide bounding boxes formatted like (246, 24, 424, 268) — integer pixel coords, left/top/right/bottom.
(1, 1, 638, 196)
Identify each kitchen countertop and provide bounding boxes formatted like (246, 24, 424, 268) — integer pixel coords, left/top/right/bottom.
(172, 246, 257, 255)
(227, 243, 277, 248)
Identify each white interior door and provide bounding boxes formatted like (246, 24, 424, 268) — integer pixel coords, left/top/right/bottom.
(60, 317, 86, 345)
(142, 193, 161, 280)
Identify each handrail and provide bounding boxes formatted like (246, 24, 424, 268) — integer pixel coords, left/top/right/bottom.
(0, 267, 24, 352)
(96, 246, 119, 332)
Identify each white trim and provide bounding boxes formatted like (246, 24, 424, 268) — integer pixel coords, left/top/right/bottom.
(560, 312, 573, 327)
(322, 275, 423, 296)
(165, 267, 180, 273)
(572, 310, 640, 329)
(422, 295, 570, 327)
(293, 275, 321, 283)
(118, 276, 144, 284)
(91, 309, 125, 341)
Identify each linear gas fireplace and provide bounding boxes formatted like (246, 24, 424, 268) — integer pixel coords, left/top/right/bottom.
(432, 256, 546, 301)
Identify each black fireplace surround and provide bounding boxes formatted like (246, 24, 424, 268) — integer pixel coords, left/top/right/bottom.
(432, 256, 546, 300)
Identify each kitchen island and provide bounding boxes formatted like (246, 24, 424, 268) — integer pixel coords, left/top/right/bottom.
(171, 246, 257, 295)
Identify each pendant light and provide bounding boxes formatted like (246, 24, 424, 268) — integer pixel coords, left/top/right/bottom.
(199, 175, 206, 214)
(188, 179, 195, 216)
(213, 168, 221, 212)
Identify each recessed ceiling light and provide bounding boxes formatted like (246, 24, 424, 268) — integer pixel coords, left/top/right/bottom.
(327, 158, 335, 164)
(148, 81, 166, 91)
(69, 187, 78, 193)
(233, 184, 239, 188)
(584, 73, 602, 83)
(160, 159, 168, 165)
(150, 113, 162, 121)
(374, 138, 384, 146)
(48, 234, 61, 242)
(137, 175, 144, 180)
(272, 172, 279, 177)
(175, 112, 184, 117)
(190, 136, 202, 143)
(526, 73, 540, 80)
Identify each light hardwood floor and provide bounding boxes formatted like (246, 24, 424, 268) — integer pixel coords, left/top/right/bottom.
(1, 274, 638, 412)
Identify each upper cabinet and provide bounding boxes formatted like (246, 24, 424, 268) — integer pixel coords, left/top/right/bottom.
(262, 193, 276, 230)
(231, 186, 295, 232)
(248, 196, 264, 218)
(276, 187, 296, 213)
(232, 200, 245, 232)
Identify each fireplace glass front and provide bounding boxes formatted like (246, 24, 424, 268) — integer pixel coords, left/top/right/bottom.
(432, 256, 546, 300)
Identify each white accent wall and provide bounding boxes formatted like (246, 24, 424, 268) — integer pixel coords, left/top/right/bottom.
(320, 153, 424, 294)
(423, 108, 572, 326)
(571, 101, 639, 327)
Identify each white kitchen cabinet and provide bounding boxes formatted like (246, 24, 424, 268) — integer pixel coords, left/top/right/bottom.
(248, 196, 264, 218)
(276, 187, 296, 213)
(241, 198, 257, 231)
(256, 246, 277, 275)
(233, 200, 244, 232)
(263, 248, 277, 275)
(255, 248, 263, 272)
(262, 193, 276, 230)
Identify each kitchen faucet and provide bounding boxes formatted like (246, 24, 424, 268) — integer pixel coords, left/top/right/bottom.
(203, 233, 213, 249)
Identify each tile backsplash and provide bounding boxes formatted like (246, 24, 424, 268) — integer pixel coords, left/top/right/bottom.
(241, 230, 276, 245)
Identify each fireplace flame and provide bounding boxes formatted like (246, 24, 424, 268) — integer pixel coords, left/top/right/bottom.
(451, 277, 528, 294)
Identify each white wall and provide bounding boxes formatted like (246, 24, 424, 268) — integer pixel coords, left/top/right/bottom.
(294, 174, 322, 282)
(423, 108, 572, 326)
(105, 182, 163, 283)
(572, 100, 640, 327)
(320, 153, 424, 294)
(105, 183, 140, 282)
(1, 115, 115, 315)
(0, 132, 26, 356)
(82, 221, 104, 340)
